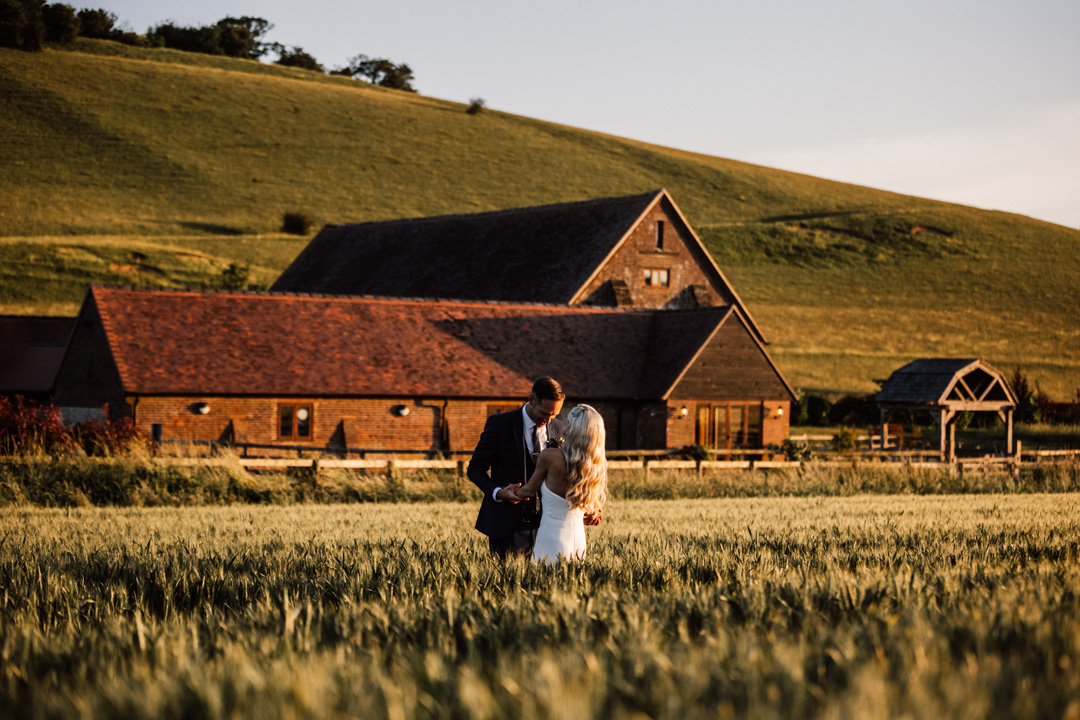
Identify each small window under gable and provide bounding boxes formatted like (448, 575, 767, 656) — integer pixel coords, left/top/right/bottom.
(656, 220, 665, 250)
(643, 268, 670, 287)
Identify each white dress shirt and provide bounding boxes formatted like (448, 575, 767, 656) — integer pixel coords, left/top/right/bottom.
(493, 405, 547, 502)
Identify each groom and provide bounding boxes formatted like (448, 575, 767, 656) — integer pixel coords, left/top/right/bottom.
(467, 377, 568, 557)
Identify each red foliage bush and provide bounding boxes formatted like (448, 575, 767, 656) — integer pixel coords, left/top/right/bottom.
(0, 396, 147, 456)
(70, 408, 148, 455)
(0, 395, 72, 454)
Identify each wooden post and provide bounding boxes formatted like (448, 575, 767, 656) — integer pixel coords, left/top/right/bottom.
(948, 419, 956, 463)
(938, 409, 948, 460)
(1006, 408, 1014, 455)
(879, 408, 889, 451)
(644, 460, 651, 483)
(456, 460, 465, 478)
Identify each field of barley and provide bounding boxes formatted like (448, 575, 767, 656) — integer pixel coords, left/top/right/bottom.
(3, 494, 1079, 719)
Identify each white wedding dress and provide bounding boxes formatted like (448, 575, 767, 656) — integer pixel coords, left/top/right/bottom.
(531, 481, 587, 563)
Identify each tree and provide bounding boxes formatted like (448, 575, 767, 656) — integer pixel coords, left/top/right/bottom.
(466, 97, 486, 115)
(342, 53, 416, 92)
(42, 2, 78, 44)
(379, 62, 415, 91)
(273, 44, 323, 72)
(0, 0, 44, 51)
(74, 7, 115, 38)
(214, 16, 272, 59)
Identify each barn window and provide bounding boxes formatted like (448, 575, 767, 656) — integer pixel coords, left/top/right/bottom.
(487, 403, 520, 416)
(656, 221, 665, 250)
(279, 403, 313, 439)
(643, 268, 669, 287)
(694, 403, 762, 449)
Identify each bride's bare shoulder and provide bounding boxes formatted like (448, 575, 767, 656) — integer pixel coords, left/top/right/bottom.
(540, 447, 566, 466)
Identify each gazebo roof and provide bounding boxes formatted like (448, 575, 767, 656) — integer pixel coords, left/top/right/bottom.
(876, 358, 1016, 408)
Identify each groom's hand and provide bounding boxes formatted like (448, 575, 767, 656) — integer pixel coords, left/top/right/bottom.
(583, 510, 602, 526)
(496, 485, 523, 503)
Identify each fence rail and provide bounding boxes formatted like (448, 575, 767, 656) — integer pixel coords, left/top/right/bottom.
(142, 447, 1079, 475)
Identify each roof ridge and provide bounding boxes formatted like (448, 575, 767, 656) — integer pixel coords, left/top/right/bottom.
(325, 189, 664, 233)
(92, 284, 729, 314)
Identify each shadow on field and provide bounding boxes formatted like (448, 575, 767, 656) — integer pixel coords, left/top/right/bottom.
(176, 221, 245, 235)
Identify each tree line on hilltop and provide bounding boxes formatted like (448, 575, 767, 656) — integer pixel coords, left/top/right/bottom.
(0, 0, 416, 91)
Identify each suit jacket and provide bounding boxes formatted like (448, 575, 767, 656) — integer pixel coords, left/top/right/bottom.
(467, 407, 568, 539)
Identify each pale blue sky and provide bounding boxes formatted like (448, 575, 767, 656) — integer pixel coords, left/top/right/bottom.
(71, 0, 1079, 228)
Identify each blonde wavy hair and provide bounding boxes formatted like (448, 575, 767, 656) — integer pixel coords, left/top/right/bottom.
(562, 404, 608, 514)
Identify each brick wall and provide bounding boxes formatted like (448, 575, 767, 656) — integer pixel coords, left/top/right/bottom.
(665, 401, 697, 449)
(132, 396, 511, 454)
(577, 199, 729, 309)
(762, 401, 791, 447)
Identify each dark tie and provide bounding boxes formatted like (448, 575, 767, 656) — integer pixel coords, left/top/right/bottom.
(530, 424, 540, 455)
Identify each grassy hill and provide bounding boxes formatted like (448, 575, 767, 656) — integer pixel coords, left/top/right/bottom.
(2, 40, 1078, 397)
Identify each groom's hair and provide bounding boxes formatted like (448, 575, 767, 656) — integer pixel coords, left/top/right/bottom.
(531, 376, 565, 403)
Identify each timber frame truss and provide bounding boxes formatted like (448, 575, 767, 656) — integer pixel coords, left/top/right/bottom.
(876, 359, 1017, 461)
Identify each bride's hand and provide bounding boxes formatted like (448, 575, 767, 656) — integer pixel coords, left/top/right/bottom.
(513, 483, 534, 499)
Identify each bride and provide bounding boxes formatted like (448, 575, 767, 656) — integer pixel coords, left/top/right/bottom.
(516, 404, 608, 563)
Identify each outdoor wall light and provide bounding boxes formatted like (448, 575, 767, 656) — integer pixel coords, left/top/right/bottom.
(395, 405, 410, 417)
(195, 403, 210, 415)
(680, 405, 689, 417)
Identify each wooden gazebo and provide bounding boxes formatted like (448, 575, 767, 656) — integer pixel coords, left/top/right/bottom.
(876, 358, 1017, 460)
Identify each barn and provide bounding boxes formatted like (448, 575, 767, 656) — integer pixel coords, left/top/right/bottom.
(52, 286, 795, 454)
(271, 189, 772, 343)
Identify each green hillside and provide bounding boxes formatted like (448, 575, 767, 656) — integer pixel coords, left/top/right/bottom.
(2, 40, 1078, 397)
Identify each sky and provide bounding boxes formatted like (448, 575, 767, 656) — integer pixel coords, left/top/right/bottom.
(69, 0, 1080, 229)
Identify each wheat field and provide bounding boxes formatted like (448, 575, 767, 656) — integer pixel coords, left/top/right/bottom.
(2, 494, 1078, 719)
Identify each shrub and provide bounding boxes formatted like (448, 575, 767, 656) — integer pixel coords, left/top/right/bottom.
(219, 262, 250, 290)
(70, 413, 148, 456)
(776, 438, 813, 461)
(282, 211, 315, 235)
(466, 97, 486, 115)
(275, 45, 323, 72)
(0, 395, 71, 454)
(147, 21, 222, 55)
(832, 427, 859, 454)
(678, 444, 710, 462)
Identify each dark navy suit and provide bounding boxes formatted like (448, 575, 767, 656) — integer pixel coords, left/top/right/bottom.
(467, 407, 567, 555)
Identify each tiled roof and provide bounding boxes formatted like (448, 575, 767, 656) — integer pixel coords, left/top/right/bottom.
(876, 358, 1006, 404)
(271, 190, 663, 303)
(89, 286, 732, 399)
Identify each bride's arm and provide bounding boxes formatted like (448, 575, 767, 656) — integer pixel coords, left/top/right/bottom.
(517, 448, 558, 497)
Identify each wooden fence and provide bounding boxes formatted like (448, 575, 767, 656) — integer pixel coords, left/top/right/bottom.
(149, 443, 1078, 476)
